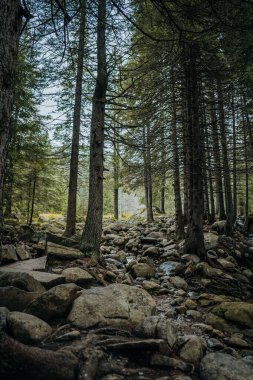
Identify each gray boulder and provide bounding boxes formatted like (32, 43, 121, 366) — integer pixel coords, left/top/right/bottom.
(200, 352, 253, 380)
(26, 283, 80, 321)
(68, 284, 156, 328)
(0, 287, 41, 311)
(0, 271, 45, 293)
(7, 311, 52, 343)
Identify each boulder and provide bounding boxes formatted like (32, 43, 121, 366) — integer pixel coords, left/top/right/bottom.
(0, 271, 45, 293)
(68, 284, 156, 328)
(211, 220, 226, 234)
(18, 224, 34, 242)
(16, 243, 31, 260)
(143, 246, 160, 256)
(142, 280, 161, 291)
(204, 232, 219, 250)
(62, 267, 93, 284)
(179, 335, 206, 364)
(7, 311, 52, 343)
(0, 245, 18, 263)
(212, 302, 253, 328)
(135, 315, 177, 347)
(205, 313, 238, 333)
(26, 283, 80, 321)
(197, 262, 223, 278)
(0, 287, 41, 311)
(130, 263, 156, 278)
(170, 276, 188, 291)
(200, 352, 253, 380)
(46, 242, 83, 267)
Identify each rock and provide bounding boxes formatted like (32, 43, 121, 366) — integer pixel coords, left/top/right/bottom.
(141, 237, 158, 245)
(227, 336, 250, 348)
(204, 232, 219, 250)
(211, 220, 226, 234)
(7, 311, 52, 343)
(68, 284, 156, 329)
(212, 302, 253, 328)
(130, 263, 156, 278)
(170, 276, 188, 291)
(135, 316, 177, 347)
(217, 258, 235, 269)
(0, 287, 41, 311)
(16, 243, 31, 260)
(186, 310, 202, 319)
(0, 271, 45, 293)
(179, 335, 206, 364)
(205, 313, 237, 333)
(0, 307, 9, 329)
(197, 262, 223, 278)
(200, 352, 253, 380)
(18, 224, 34, 241)
(113, 237, 126, 245)
(0, 245, 18, 263)
(184, 299, 197, 310)
(143, 246, 160, 256)
(150, 354, 192, 372)
(46, 242, 83, 267)
(26, 283, 80, 321)
(142, 280, 161, 291)
(62, 267, 93, 284)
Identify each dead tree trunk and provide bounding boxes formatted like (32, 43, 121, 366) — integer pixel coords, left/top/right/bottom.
(29, 173, 36, 225)
(0, 1, 22, 232)
(113, 132, 120, 220)
(64, 1, 86, 237)
(80, 0, 108, 262)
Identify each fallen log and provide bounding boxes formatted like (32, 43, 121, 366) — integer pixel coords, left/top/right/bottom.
(0, 332, 78, 380)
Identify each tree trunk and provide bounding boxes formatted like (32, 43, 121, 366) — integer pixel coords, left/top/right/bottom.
(217, 81, 234, 235)
(243, 109, 249, 231)
(64, 1, 86, 237)
(29, 174, 36, 225)
(231, 92, 237, 218)
(113, 134, 120, 220)
(160, 125, 166, 214)
(0, 1, 22, 232)
(143, 127, 154, 222)
(171, 67, 184, 239)
(80, 0, 107, 262)
(209, 90, 226, 220)
(183, 43, 206, 259)
(182, 88, 188, 224)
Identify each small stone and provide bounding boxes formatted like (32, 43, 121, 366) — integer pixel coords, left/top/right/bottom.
(62, 267, 93, 284)
(207, 338, 224, 349)
(142, 280, 161, 291)
(179, 335, 206, 364)
(170, 276, 188, 291)
(184, 299, 197, 310)
(131, 263, 156, 278)
(226, 336, 250, 348)
(186, 310, 202, 319)
(143, 246, 160, 256)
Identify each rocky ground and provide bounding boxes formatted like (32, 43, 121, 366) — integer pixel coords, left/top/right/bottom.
(0, 217, 253, 380)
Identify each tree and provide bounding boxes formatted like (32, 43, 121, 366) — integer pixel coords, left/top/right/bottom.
(80, 0, 108, 262)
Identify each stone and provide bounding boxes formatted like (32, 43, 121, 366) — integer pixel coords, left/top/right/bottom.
(0, 287, 41, 311)
(204, 232, 219, 250)
(184, 299, 197, 310)
(227, 336, 250, 348)
(186, 310, 202, 319)
(212, 302, 253, 328)
(205, 313, 237, 333)
(62, 267, 93, 284)
(0, 271, 45, 293)
(135, 316, 177, 347)
(18, 224, 35, 241)
(200, 352, 253, 380)
(179, 335, 206, 364)
(143, 246, 160, 256)
(46, 242, 83, 267)
(68, 284, 156, 329)
(131, 263, 156, 278)
(197, 262, 223, 278)
(7, 311, 52, 343)
(170, 276, 188, 291)
(217, 258, 235, 269)
(150, 354, 192, 372)
(26, 283, 80, 321)
(0, 307, 9, 329)
(142, 280, 161, 291)
(16, 243, 31, 260)
(0, 245, 18, 263)
(211, 220, 226, 234)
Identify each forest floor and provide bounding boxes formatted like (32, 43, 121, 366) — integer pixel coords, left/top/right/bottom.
(0, 216, 253, 380)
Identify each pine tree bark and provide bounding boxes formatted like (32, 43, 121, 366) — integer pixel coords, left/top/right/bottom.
(183, 43, 206, 259)
(209, 90, 226, 220)
(0, 1, 22, 232)
(64, 0, 86, 237)
(217, 81, 234, 235)
(231, 92, 237, 217)
(113, 133, 119, 220)
(29, 173, 36, 225)
(171, 68, 184, 239)
(160, 125, 166, 214)
(143, 127, 154, 222)
(80, 0, 107, 262)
